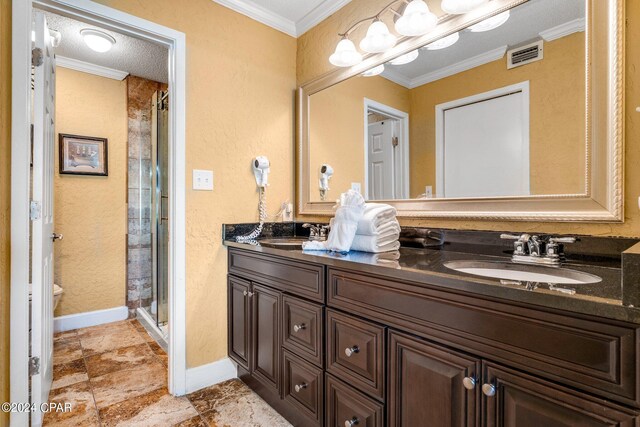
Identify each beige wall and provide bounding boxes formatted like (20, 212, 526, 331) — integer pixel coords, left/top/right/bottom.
(54, 68, 128, 316)
(409, 33, 585, 198)
(298, 0, 640, 238)
(92, 0, 297, 367)
(309, 75, 409, 201)
(0, 0, 10, 424)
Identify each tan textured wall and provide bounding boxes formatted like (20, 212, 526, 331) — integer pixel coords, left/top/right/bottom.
(298, 0, 640, 238)
(92, 0, 297, 367)
(409, 33, 585, 198)
(309, 75, 409, 201)
(0, 0, 10, 423)
(54, 68, 128, 316)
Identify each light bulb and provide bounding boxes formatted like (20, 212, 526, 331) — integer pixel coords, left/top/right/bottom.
(440, 0, 488, 15)
(425, 32, 459, 50)
(395, 0, 438, 37)
(329, 38, 363, 67)
(359, 20, 397, 53)
(80, 29, 116, 53)
(468, 10, 510, 32)
(389, 49, 419, 65)
(362, 64, 385, 77)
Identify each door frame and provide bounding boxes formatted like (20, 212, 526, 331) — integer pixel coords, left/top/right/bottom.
(363, 98, 410, 200)
(10, 1, 187, 423)
(435, 81, 530, 198)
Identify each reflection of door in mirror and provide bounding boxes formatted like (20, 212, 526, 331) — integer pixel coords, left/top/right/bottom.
(436, 82, 530, 198)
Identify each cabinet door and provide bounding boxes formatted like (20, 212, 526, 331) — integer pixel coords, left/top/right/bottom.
(484, 363, 640, 427)
(228, 276, 250, 370)
(251, 283, 281, 393)
(389, 330, 480, 427)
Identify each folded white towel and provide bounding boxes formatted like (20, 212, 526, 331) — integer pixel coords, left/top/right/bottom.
(330, 218, 400, 236)
(351, 235, 401, 253)
(303, 190, 365, 253)
(356, 203, 398, 236)
(346, 250, 401, 268)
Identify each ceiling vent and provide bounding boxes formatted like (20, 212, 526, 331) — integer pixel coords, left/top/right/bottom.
(507, 40, 544, 69)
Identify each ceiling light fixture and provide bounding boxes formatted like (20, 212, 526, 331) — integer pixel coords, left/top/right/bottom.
(440, 0, 488, 15)
(329, 38, 363, 67)
(80, 29, 116, 53)
(362, 64, 385, 77)
(389, 49, 419, 65)
(425, 31, 459, 50)
(395, 0, 438, 37)
(468, 10, 510, 32)
(360, 20, 397, 53)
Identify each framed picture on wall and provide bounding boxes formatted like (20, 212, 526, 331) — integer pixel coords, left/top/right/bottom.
(58, 134, 108, 176)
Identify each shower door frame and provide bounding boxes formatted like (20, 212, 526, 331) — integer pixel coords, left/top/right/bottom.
(10, 0, 188, 420)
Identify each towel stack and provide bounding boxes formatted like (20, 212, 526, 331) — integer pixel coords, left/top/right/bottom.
(341, 203, 400, 253)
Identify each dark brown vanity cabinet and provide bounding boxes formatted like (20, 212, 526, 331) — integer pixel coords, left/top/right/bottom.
(228, 248, 640, 426)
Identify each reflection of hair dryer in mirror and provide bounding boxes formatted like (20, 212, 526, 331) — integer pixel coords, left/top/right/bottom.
(253, 156, 270, 188)
(319, 164, 333, 201)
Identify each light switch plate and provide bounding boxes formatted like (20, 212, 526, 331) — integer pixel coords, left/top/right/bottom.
(425, 186, 433, 198)
(193, 169, 214, 191)
(351, 182, 362, 194)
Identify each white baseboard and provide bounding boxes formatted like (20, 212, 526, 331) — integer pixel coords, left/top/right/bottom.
(54, 305, 129, 332)
(185, 357, 237, 394)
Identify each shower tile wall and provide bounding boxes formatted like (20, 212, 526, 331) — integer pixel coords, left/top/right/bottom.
(126, 75, 166, 318)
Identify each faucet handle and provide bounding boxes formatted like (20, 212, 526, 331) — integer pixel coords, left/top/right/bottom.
(500, 233, 530, 241)
(545, 236, 577, 259)
(548, 236, 577, 244)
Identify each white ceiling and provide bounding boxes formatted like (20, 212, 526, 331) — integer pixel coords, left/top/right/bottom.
(381, 0, 585, 86)
(43, 11, 168, 83)
(212, 0, 352, 37)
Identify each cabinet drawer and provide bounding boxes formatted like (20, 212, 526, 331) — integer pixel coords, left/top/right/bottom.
(327, 309, 385, 400)
(282, 295, 324, 367)
(282, 350, 324, 426)
(328, 268, 640, 406)
(326, 374, 384, 427)
(229, 248, 325, 302)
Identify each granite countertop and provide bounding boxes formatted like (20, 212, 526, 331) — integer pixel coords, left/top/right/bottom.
(224, 235, 640, 325)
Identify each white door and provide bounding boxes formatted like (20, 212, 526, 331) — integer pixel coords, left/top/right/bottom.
(367, 120, 395, 200)
(31, 12, 56, 426)
(436, 84, 530, 198)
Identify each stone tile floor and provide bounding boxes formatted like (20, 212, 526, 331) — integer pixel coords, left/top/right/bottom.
(45, 319, 291, 427)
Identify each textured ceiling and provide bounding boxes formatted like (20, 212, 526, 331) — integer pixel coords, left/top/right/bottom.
(43, 11, 168, 83)
(381, 0, 584, 82)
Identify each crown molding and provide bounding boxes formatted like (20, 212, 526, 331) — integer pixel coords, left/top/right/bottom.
(539, 17, 585, 41)
(382, 45, 507, 89)
(296, 0, 352, 36)
(211, 0, 297, 37)
(56, 56, 129, 80)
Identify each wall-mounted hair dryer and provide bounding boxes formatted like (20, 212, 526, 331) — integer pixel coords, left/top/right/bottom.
(253, 156, 270, 188)
(319, 164, 333, 201)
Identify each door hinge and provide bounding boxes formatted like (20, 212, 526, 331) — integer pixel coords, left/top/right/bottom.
(392, 136, 399, 148)
(31, 48, 44, 67)
(30, 201, 41, 221)
(29, 357, 40, 376)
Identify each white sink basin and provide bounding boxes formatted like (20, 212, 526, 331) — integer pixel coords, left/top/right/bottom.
(444, 260, 602, 285)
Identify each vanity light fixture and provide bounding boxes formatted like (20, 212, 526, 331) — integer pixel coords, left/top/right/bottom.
(329, 37, 363, 67)
(468, 10, 510, 32)
(360, 20, 397, 53)
(440, 0, 489, 15)
(80, 29, 116, 53)
(362, 64, 385, 77)
(389, 49, 419, 65)
(425, 31, 459, 50)
(394, 0, 438, 36)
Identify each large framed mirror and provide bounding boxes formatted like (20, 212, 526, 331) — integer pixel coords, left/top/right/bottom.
(297, 0, 624, 221)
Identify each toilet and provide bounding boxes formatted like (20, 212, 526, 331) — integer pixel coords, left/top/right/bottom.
(28, 283, 64, 315)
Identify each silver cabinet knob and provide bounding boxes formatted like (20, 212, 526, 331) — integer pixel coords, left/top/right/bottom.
(247, 291, 254, 297)
(482, 383, 496, 397)
(52, 233, 63, 241)
(294, 383, 307, 393)
(243, 290, 248, 296)
(344, 346, 359, 357)
(462, 376, 476, 390)
(293, 323, 306, 333)
(344, 417, 359, 427)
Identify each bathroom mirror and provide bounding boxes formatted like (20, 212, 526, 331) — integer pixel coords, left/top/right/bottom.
(298, 0, 624, 221)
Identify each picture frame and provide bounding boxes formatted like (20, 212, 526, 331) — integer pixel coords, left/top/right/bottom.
(58, 133, 108, 176)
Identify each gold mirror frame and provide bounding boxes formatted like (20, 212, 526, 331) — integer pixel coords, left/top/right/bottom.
(297, 0, 624, 222)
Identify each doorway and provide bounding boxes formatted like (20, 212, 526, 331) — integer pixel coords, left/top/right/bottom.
(363, 98, 410, 200)
(11, 1, 187, 424)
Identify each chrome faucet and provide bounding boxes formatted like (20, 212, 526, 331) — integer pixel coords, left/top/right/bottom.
(302, 223, 330, 242)
(501, 234, 577, 266)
